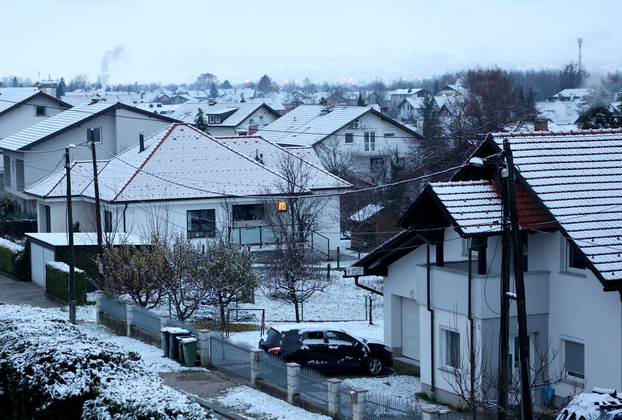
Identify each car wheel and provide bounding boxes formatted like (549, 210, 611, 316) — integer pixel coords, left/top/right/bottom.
(367, 358, 383, 376)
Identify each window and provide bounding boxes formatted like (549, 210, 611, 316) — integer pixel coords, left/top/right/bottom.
(345, 132, 354, 143)
(364, 132, 376, 151)
(384, 132, 395, 137)
(89, 127, 102, 143)
(301, 331, 325, 345)
(15, 159, 24, 191)
(326, 331, 357, 346)
(568, 242, 587, 270)
(208, 115, 215, 123)
(3, 155, 10, 187)
(563, 339, 585, 379)
(35, 106, 47, 117)
(187, 209, 216, 238)
(104, 210, 113, 232)
(442, 329, 460, 369)
(44, 205, 51, 233)
(232, 204, 264, 221)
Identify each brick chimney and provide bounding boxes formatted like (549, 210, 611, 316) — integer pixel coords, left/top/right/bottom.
(534, 118, 549, 131)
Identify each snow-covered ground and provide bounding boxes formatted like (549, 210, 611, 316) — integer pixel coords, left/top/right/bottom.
(214, 386, 330, 420)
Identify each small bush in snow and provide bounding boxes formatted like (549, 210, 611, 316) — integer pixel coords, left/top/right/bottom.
(0, 305, 209, 419)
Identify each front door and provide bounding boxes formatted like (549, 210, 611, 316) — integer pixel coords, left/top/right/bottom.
(401, 297, 420, 361)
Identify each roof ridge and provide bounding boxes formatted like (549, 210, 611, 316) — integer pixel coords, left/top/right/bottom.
(492, 128, 622, 138)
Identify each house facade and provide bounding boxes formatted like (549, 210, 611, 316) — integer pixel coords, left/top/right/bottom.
(172, 102, 280, 136)
(353, 129, 622, 409)
(25, 123, 349, 255)
(258, 105, 423, 181)
(0, 88, 71, 140)
(0, 102, 176, 211)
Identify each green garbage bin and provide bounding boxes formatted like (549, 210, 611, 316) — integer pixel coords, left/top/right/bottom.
(180, 337, 198, 367)
(167, 328, 191, 360)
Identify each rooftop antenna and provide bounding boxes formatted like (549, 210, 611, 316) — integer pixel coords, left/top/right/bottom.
(577, 37, 584, 83)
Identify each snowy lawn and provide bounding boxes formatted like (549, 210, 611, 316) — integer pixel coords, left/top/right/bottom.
(214, 385, 330, 420)
(343, 374, 451, 413)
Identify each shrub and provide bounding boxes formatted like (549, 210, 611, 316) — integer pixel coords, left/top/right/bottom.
(45, 261, 87, 305)
(0, 305, 210, 419)
(0, 237, 23, 277)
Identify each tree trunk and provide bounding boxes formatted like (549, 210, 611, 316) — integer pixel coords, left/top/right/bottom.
(294, 301, 300, 323)
(218, 294, 226, 332)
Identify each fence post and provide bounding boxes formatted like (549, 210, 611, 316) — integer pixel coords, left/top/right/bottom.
(351, 387, 368, 420)
(125, 303, 134, 337)
(327, 378, 342, 417)
(337, 246, 340, 268)
(197, 329, 212, 367)
(95, 291, 103, 325)
(286, 362, 301, 404)
(250, 349, 262, 387)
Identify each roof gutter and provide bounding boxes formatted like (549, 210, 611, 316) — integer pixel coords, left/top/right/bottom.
(353, 276, 383, 296)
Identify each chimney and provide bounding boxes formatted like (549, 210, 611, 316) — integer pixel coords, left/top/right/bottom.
(139, 130, 145, 152)
(534, 118, 549, 132)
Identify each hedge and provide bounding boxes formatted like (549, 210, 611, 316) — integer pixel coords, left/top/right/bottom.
(0, 238, 24, 278)
(45, 261, 87, 305)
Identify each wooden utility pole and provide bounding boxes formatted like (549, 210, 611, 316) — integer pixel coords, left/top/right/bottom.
(504, 140, 534, 419)
(497, 148, 511, 419)
(65, 146, 77, 324)
(89, 129, 104, 260)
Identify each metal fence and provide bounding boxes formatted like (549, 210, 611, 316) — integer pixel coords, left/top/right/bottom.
(337, 383, 355, 419)
(258, 352, 288, 390)
(132, 305, 162, 336)
(100, 295, 127, 321)
(209, 334, 252, 380)
(362, 391, 421, 420)
(298, 365, 329, 408)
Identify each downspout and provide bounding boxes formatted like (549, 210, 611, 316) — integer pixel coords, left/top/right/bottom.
(468, 247, 476, 416)
(354, 276, 383, 296)
(123, 203, 128, 233)
(427, 241, 436, 393)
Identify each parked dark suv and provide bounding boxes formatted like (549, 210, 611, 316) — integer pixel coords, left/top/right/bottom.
(258, 327, 393, 375)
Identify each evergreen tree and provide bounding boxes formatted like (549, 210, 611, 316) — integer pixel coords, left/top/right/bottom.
(421, 95, 444, 141)
(56, 77, 67, 98)
(257, 74, 274, 94)
(194, 108, 209, 132)
(220, 80, 232, 89)
(11, 77, 18, 87)
(209, 82, 219, 98)
(577, 106, 622, 129)
(357, 92, 366, 106)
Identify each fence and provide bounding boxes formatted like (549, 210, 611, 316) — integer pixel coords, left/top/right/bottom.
(258, 351, 288, 390)
(298, 365, 329, 408)
(362, 390, 421, 420)
(132, 306, 163, 337)
(100, 295, 127, 321)
(209, 334, 252, 381)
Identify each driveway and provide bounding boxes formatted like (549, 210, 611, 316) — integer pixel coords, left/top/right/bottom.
(0, 274, 61, 308)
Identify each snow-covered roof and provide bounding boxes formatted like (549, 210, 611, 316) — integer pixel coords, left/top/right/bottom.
(536, 100, 584, 127)
(0, 102, 116, 151)
(403, 97, 425, 109)
(350, 204, 384, 222)
(489, 129, 622, 282)
(26, 232, 146, 246)
(258, 105, 418, 147)
(388, 88, 424, 96)
(171, 101, 276, 127)
(552, 88, 594, 100)
(0, 87, 70, 116)
(25, 123, 350, 203)
(61, 92, 136, 106)
(429, 180, 552, 235)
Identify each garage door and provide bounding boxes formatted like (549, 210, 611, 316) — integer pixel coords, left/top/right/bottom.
(30, 243, 54, 289)
(401, 297, 420, 361)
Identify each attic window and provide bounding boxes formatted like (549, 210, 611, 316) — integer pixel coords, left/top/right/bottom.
(35, 106, 47, 117)
(568, 242, 587, 270)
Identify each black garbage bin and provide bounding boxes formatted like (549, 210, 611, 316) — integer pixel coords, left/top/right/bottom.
(161, 328, 171, 358)
(167, 328, 191, 360)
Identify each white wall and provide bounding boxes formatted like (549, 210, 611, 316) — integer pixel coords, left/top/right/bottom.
(0, 95, 65, 140)
(30, 242, 55, 288)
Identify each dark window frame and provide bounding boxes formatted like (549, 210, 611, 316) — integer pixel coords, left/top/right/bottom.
(186, 209, 216, 238)
(35, 105, 47, 117)
(345, 132, 354, 143)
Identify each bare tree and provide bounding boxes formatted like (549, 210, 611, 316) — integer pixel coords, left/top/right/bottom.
(263, 154, 330, 322)
(315, 137, 356, 179)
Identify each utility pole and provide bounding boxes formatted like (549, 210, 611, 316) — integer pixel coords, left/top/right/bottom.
(65, 146, 77, 324)
(496, 147, 511, 420)
(504, 140, 533, 419)
(89, 129, 104, 261)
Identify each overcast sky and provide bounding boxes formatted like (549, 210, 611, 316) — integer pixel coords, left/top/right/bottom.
(2, 0, 620, 85)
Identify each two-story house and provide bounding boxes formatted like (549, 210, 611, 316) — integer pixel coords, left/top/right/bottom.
(25, 123, 350, 255)
(172, 102, 280, 136)
(352, 129, 622, 409)
(0, 101, 177, 211)
(0, 87, 71, 140)
(257, 105, 423, 181)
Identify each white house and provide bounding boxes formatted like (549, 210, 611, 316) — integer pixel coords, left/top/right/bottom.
(0, 101, 177, 211)
(397, 97, 426, 130)
(172, 102, 280, 136)
(24, 123, 350, 254)
(0, 87, 71, 140)
(352, 129, 622, 409)
(257, 105, 423, 180)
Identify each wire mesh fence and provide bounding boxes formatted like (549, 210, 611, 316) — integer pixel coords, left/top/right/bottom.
(298, 365, 329, 408)
(362, 391, 422, 420)
(209, 334, 252, 380)
(258, 352, 288, 389)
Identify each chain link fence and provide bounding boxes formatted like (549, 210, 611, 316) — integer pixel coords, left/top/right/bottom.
(209, 334, 252, 380)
